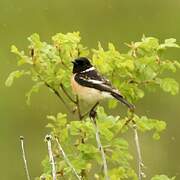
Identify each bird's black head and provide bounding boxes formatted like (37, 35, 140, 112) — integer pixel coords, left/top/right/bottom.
(72, 57, 92, 73)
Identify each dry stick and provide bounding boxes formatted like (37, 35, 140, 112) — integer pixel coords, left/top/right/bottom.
(20, 136, 31, 180)
(132, 123, 145, 180)
(120, 111, 145, 179)
(91, 118, 109, 180)
(45, 135, 56, 180)
(55, 138, 81, 180)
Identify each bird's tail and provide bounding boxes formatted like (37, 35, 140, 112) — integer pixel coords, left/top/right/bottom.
(111, 92, 135, 110)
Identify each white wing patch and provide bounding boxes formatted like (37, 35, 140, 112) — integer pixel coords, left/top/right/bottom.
(79, 76, 115, 91)
(86, 79, 104, 84)
(81, 67, 95, 73)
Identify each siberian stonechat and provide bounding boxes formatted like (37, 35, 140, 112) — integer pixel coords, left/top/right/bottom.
(71, 57, 135, 112)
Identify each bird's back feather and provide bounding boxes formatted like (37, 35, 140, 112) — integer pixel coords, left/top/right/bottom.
(74, 69, 135, 110)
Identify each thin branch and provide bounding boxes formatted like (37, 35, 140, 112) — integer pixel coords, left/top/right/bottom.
(45, 135, 56, 180)
(60, 83, 76, 103)
(132, 123, 146, 180)
(34, 70, 71, 112)
(20, 136, 31, 180)
(125, 110, 134, 125)
(44, 82, 70, 111)
(35, 69, 84, 121)
(81, 110, 90, 119)
(55, 137, 81, 180)
(91, 118, 109, 180)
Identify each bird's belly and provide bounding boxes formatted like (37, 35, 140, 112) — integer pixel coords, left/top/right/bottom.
(71, 77, 104, 103)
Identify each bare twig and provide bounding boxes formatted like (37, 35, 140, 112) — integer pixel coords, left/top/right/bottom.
(132, 124, 146, 180)
(44, 82, 71, 111)
(45, 83, 66, 104)
(20, 136, 31, 180)
(35, 72, 71, 112)
(81, 110, 90, 119)
(91, 118, 109, 180)
(32, 66, 71, 113)
(45, 135, 56, 180)
(60, 83, 76, 103)
(55, 137, 81, 180)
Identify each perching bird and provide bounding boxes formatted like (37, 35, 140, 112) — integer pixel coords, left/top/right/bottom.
(71, 57, 135, 115)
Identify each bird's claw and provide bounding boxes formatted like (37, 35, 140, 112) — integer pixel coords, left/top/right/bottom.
(89, 109, 97, 119)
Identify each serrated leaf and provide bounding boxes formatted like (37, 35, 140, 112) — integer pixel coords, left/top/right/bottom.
(164, 38, 180, 48)
(26, 82, 44, 105)
(99, 128, 114, 141)
(56, 113, 67, 127)
(160, 78, 179, 95)
(28, 33, 42, 49)
(135, 115, 166, 139)
(159, 38, 180, 50)
(78, 144, 98, 154)
(5, 70, 30, 87)
(46, 115, 56, 121)
(151, 174, 176, 180)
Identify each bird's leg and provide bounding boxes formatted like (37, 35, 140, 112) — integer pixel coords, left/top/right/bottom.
(89, 102, 99, 119)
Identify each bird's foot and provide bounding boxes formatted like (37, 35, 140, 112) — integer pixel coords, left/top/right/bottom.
(89, 109, 97, 119)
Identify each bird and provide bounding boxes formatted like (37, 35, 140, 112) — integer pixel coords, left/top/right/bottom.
(71, 57, 135, 117)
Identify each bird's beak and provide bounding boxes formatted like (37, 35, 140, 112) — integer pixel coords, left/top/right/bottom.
(71, 61, 77, 65)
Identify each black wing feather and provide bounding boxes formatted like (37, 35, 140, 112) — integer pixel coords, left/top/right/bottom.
(74, 69, 135, 110)
(74, 70, 113, 92)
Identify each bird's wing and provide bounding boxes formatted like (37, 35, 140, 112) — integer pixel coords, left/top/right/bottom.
(74, 69, 135, 110)
(74, 69, 118, 93)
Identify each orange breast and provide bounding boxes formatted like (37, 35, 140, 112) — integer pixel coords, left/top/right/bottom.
(71, 75, 79, 94)
(71, 75, 103, 103)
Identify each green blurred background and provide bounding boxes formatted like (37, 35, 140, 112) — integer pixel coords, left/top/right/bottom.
(0, 0, 180, 179)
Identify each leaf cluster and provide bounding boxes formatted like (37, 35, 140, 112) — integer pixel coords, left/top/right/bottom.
(6, 32, 180, 179)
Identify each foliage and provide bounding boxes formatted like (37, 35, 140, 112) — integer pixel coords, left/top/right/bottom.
(151, 175, 175, 180)
(6, 32, 179, 179)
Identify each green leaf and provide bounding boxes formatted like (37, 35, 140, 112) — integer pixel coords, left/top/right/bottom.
(5, 70, 30, 87)
(11, 45, 20, 54)
(160, 78, 179, 95)
(160, 38, 180, 49)
(56, 113, 67, 127)
(135, 37, 159, 53)
(100, 128, 114, 141)
(28, 33, 42, 49)
(7, 33, 180, 179)
(135, 115, 166, 139)
(151, 174, 176, 180)
(26, 82, 44, 105)
(70, 121, 83, 135)
(160, 60, 177, 73)
(78, 144, 98, 154)
(41, 156, 51, 174)
(174, 60, 180, 69)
